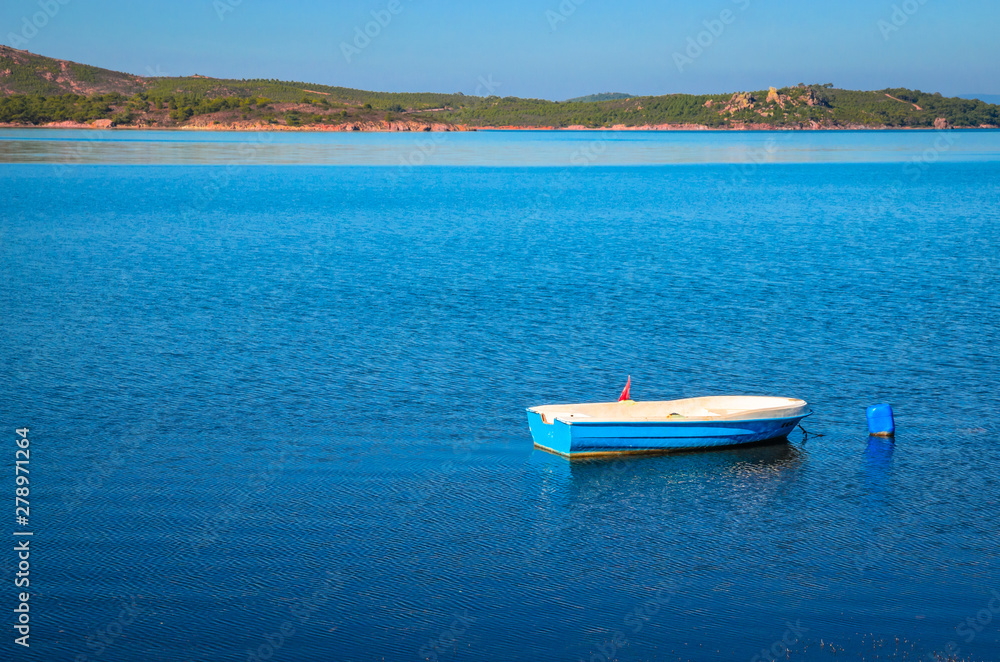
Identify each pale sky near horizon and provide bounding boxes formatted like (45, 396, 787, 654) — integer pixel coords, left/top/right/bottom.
(2, 0, 997, 100)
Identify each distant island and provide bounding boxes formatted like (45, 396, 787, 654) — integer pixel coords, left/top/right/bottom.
(565, 93, 633, 103)
(1, 45, 998, 132)
(960, 93, 1000, 105)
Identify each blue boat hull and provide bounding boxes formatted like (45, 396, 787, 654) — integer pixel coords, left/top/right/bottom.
(526, 410, 809, 458)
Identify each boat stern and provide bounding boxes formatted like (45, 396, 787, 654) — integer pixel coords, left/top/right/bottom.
(526, 408, 574, 456)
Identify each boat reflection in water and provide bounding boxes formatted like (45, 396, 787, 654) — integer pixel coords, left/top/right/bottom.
(564, 440, 805, 494)
(525, 439, 807, 522)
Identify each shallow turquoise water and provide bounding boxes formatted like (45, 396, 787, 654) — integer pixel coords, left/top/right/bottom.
(2, 127, 1000, 165)
(2, 131, 999, 661)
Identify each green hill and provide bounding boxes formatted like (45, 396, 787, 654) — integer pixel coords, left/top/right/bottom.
(0, 44, 145, 96)
(1, 46, 998, 130)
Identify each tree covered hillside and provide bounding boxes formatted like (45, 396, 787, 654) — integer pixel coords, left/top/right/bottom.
(1, 46, 998, 130)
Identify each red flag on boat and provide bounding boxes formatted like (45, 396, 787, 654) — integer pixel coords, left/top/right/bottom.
(618, 375, 631, 402)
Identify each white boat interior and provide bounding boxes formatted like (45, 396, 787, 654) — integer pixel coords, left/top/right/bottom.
(530, 396, 809, 425)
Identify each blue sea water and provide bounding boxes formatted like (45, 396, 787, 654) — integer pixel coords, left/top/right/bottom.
(2, 130, 1000, 661)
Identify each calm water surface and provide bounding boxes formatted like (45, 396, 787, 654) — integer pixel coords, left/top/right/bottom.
(2, 127, 1000, 165)
(2, 130, 999, 661)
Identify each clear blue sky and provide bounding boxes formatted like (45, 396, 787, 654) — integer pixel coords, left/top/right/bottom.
(3, 0, 997, 99)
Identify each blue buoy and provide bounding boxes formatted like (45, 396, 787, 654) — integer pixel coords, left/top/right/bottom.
(867, 403, 895, 437)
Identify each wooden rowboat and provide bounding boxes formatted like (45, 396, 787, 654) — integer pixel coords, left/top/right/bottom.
(526, 395, 811, 458)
